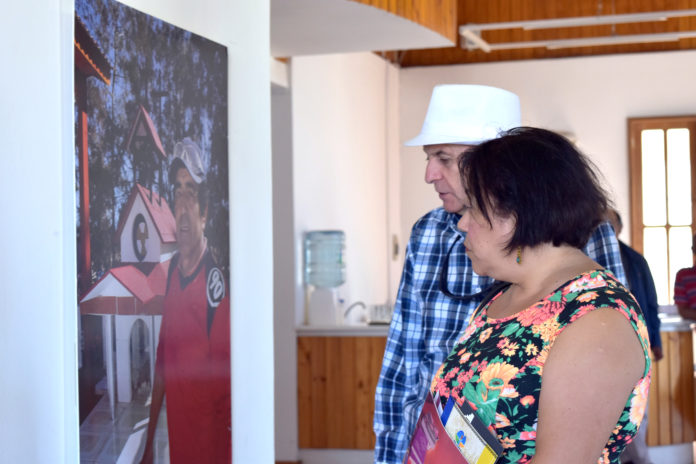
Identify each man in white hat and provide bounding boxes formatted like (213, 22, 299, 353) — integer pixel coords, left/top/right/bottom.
(373, 85, 626, 464)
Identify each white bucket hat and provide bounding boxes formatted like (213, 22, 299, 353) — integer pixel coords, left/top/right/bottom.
(405, 84, 521, 146)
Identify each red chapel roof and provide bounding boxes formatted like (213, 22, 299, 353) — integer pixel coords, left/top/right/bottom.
(115, 183, 176, 245)
(126, 105, 167, 160)
(79, 261, 170, 315)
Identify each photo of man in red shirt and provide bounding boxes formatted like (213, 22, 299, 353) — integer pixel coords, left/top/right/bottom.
(140, 138, 231, 463)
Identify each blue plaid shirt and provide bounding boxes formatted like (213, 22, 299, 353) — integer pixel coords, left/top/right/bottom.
(373, 208, 626, 464)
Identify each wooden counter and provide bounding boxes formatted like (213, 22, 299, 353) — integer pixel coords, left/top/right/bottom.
(297, 335, 386, 449)
(647, 326, 696, 446)
(296, 320, 696, 450)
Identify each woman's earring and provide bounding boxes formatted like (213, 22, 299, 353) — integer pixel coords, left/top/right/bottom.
(516, 246, 522, 265)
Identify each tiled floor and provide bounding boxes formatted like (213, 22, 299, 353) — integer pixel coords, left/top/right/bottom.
(80, 394, 169, 463)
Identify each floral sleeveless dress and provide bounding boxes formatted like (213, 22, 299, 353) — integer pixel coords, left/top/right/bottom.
(430, 270, 652, 464)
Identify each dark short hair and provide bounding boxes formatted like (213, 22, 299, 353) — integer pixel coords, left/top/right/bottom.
(170, 158, 209, 217)
(612, 209, 623, 230)
(458, 126, 608, 251)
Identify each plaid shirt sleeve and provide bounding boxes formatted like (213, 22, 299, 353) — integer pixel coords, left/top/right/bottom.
(584, 220, 627, 286)
(373, 236, 422, 464)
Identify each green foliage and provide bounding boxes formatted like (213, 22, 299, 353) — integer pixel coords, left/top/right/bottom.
(76, 0, 229, 282)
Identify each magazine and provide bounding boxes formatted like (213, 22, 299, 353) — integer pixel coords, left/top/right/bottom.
(404, 391, 503, 464)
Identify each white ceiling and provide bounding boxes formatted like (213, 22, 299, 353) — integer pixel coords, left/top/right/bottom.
(271, 0, 454, 57)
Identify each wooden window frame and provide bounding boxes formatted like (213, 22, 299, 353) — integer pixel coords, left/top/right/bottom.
(628, 116, 696, 254)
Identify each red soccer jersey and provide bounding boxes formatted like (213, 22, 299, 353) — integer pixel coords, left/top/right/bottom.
(675, 266, 696, 309)
(157, 250, 231, 463)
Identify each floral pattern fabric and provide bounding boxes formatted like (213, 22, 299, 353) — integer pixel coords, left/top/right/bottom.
(430, 270, 652, 464)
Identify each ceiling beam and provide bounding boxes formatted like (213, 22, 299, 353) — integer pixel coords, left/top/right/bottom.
(460, 9, 696, 33)
(460, 9, 696, 53)
(462, 31, 696, 52)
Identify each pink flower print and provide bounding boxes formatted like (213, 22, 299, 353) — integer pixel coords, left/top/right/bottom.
(567, 273, 606, 292)
(519, 430, 536, 440)
(433, 377, 450, 397)
(569, 304, 595, 323)
(444, 367, 459, 382)
(517, 301, 562, 327)
(457, 369, 474, 386)
(477, 360, 489, 374)
(497, 337, 510, 349)
(575, 291, 598, 303)
(460, 324, 477, 341)
(615, 298, 629, 311)
(431, 364, 446, 387)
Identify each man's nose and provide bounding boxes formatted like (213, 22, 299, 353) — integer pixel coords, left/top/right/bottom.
(424, 159, 441, 184)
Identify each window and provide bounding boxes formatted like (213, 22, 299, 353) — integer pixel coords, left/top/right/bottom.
(628, 117, 696, 305)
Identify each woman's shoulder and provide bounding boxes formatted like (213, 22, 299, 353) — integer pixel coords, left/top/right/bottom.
(558, 269, 642, 324)
(562, 269, 632, 302)
(552, 268, 648, 367)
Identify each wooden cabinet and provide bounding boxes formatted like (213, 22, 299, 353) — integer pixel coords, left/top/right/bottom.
(297, 336, 386, 449)
(647, 329, 696, 445)
(296, 327, 696, 450)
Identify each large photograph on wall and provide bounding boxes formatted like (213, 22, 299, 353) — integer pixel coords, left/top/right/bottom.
(74, 0, 230, 461)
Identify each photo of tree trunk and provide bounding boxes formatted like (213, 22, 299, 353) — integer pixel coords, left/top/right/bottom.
(74, 0, 230, 461)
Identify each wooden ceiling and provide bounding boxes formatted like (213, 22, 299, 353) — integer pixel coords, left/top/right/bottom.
(387, 0, 696, 67)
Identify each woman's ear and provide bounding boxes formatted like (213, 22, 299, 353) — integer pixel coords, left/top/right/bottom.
(498, 213, 517, 238)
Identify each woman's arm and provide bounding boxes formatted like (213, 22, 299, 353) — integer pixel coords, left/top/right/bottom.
(530, 308, 646, 464)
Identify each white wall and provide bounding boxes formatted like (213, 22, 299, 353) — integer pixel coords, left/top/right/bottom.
(272, 51, 399, 462)
(399, 50, 696, 244)
(272, 84, 299, 460)
(291, 52, 400, 323)
(1, 2, 77, 461)
(0, 0, 273, 462)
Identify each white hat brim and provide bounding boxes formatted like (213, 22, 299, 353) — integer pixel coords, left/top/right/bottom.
(404, 84, 521, 148)
(404, 133, 487, 147)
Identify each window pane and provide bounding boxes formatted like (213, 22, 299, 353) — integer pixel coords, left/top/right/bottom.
(667, 128, 692, 226)
(644, 227, 668, 305)
(641, 129, 667, 226)
(669, 226, 694, 303)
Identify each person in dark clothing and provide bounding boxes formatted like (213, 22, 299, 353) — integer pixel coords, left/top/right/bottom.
(607, 209, 662, 360)
(607, 208, 661, 464)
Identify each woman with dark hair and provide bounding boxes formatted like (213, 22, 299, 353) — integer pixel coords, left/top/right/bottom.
(426, 127, 651, 463)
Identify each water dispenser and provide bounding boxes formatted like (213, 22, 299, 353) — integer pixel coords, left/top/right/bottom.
(304, 230, 345, 325)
